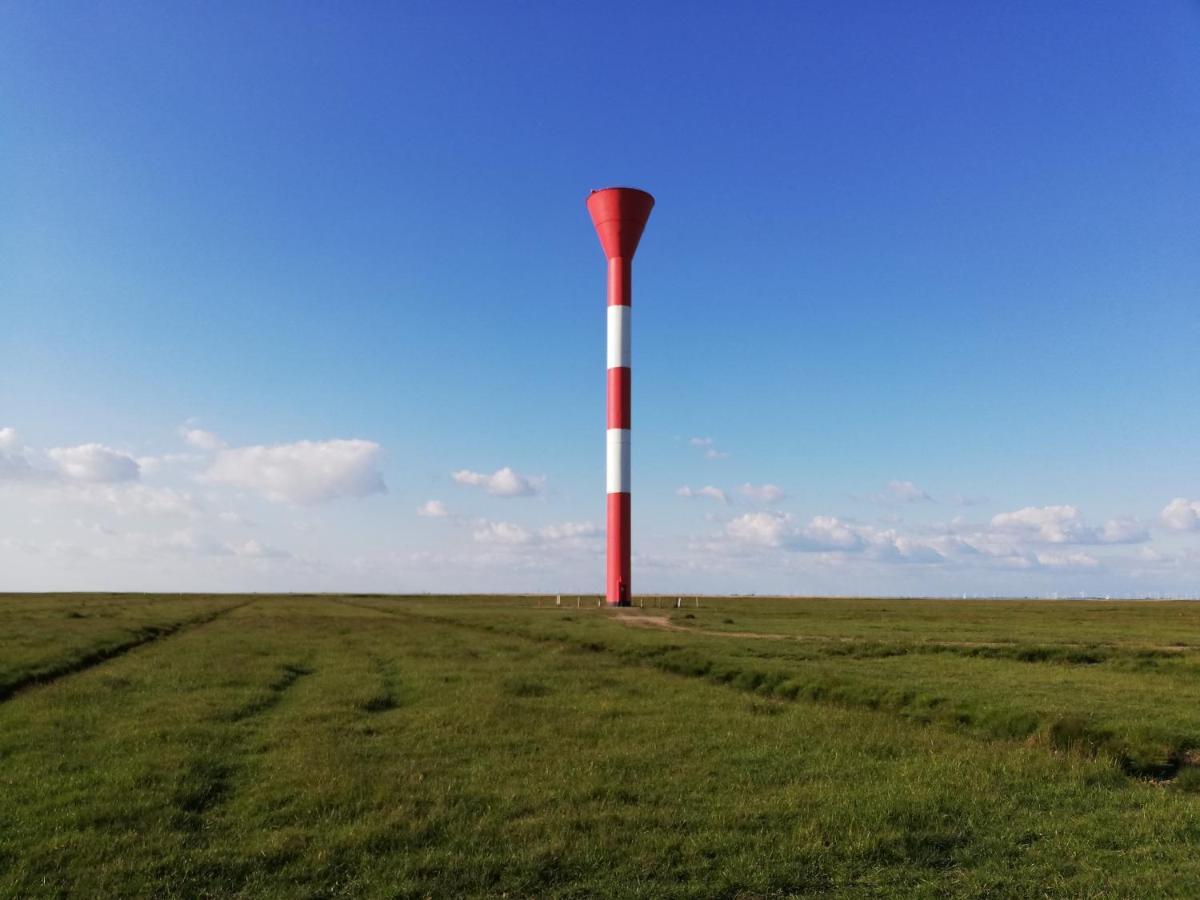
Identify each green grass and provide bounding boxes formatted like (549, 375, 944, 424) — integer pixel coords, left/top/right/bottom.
(0, 593, 246, 701)
(4, 594, 1200, 897)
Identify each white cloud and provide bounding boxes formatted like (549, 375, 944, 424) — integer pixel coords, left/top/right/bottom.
(470, 518, 600, 548)
(0, 457, 39, 481)
(229, 539, 290, 559)
(451, 467, 543, 497)
(135, 452, 203, 476)
(472, 520, 535, 545)
(63, 528, 293, 563)
(203, 439, 386, 504)
(417, 499, 449, 518)
(676, 485, 728, 504)
(739, 483, 785, 505)
(1, 431, 201, 517)
(180, 427, 224, 451)
(990, 505, 1147, 545)
(689, 436, 729, 460)
(876, 480, 932, 503)
(720, 512, 1007, 564)
(48, 444, 140, 484)
(0, 428, 39, 481)
(1162, 498, 1200, 532)
(1035, 551, 1100, 570)
(538, 521, 600, 543)
(75, 518, 118, 536)
(992, 505, 1087, 543)
(1097, 517, 1149, 544)
(799, 515, 869, 552)
(724, 511, 865, 551)
(89, 484, 201, 517)
(125, 529, 227, 559)
(17, 479, 202, 519)
(726, 511, 792, 547)
(881, 535, 952, 564)
(5, 431, 200, 487)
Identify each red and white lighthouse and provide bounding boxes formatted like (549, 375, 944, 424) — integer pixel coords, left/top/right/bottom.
(587, 187, 654, 607)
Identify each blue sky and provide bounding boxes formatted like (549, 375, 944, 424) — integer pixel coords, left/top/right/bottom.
(3, 1, 1199, 596)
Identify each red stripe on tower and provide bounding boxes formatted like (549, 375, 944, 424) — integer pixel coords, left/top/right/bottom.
(606, 368, 630, 430)
(587, 187, 654, 607)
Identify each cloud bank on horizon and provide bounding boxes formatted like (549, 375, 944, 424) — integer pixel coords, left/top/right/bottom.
(2, 423, 1198, 597)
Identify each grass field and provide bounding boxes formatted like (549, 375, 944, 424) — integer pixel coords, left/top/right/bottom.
(4, 594, 1200, 897)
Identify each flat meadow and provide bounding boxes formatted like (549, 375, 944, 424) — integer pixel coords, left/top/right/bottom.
(4, 593, 1200, 897)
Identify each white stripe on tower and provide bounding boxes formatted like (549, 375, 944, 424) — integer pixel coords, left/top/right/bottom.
(606, 427, 630, 492)
(607, 305, 631, 369)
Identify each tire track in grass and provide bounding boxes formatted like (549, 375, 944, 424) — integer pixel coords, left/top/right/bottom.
(226, 660, 315, 722)
(330, 597, 1198, 783)
(0, 598, 256, 704)
(169, 626, 408, 852)
(185, 637, 405, 851)
(616, 614, 1190, 668)
(360, 654, 403, 713)
(173, 657, 316, 834)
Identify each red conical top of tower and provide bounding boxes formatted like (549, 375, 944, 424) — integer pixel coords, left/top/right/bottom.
(587, 187, 655, 260)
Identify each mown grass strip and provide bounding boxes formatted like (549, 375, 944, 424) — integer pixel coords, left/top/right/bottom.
(0, 599, 254, 703)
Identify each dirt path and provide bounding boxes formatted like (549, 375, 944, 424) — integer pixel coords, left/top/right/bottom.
(614, 612, 793, 640)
